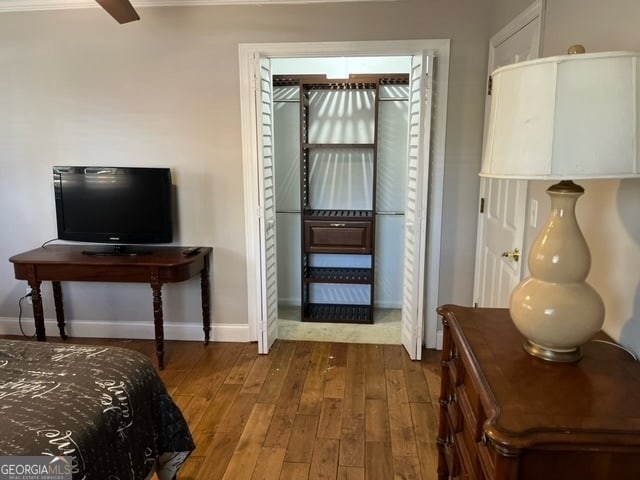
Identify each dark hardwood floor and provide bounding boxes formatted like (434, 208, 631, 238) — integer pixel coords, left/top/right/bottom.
(2, 335, 442, 479)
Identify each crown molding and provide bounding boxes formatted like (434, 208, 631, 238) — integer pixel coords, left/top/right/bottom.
(0, 0, 397, 13)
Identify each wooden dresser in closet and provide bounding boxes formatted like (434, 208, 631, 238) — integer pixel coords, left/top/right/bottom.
(436, 304, 640, 480)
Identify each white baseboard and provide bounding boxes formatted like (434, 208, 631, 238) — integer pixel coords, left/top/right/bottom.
(0, 316, 251, 343)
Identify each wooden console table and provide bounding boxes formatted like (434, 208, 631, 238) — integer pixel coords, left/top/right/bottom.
(9, 245, 212, 369)
(436, 304, 640, 480)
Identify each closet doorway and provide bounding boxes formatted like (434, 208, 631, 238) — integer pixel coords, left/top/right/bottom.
(272, 57, 411, 346)
(239, 40, 451, 359)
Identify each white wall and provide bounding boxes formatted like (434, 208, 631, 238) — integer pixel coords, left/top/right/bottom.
(0, 1, 491, 341)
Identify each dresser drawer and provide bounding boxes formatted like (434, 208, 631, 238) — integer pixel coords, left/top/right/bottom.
(304, 220, 373, 253)
(477, 436, 497, 479)
(458, 381, 484, 442)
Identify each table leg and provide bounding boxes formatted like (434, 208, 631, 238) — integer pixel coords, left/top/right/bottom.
(201, 253, 211, 345)
(29, 281, 47, 341)
(151, 275, 165, 370)
(51, 281, 68, 340)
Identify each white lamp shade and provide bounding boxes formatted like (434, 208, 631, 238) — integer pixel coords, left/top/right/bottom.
(481, 51, 640, 180)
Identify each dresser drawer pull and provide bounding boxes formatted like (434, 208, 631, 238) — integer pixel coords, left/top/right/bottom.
(329, 223, 346, 227)
(439, 392, 458, 406)
(481, 432, 491, 446)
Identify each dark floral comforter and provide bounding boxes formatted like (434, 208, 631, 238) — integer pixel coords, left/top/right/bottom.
(0, 339, 194, 479)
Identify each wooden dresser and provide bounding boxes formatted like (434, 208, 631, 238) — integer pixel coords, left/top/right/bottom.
(436, 304, 640, 480)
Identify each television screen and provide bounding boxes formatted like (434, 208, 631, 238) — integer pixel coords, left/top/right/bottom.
(53, 166, 173, 251)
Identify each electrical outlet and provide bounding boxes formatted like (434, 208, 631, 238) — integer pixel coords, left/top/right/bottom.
(529, 199, 538, 228)
(25, 286, 32, 304)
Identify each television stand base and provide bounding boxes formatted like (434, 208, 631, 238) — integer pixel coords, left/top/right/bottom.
(9, 245, 213, 369)
(81, 245, 152, 256)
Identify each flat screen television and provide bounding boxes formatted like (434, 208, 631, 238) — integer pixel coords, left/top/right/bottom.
(53, 166, 173, 255)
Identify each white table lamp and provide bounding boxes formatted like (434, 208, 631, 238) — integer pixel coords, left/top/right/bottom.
(480, 50, 640, 362)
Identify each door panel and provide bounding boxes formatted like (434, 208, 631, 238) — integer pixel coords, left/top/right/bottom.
(475, 178, 527, 306)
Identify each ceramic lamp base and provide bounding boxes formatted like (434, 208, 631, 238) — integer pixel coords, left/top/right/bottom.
(509, 181, 605, 363)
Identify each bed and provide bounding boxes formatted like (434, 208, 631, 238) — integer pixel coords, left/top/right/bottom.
(0, 339, 194, 479)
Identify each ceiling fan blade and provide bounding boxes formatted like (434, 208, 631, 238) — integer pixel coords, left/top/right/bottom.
(95, 0, 140, 24)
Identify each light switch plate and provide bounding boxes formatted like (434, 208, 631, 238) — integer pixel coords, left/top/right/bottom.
(529, 199, 538, 228)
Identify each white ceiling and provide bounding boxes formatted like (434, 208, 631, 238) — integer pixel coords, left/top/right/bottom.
(0, 0, 397, 13)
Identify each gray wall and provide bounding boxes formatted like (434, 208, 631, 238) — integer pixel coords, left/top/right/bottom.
(0, 1, 491, 340)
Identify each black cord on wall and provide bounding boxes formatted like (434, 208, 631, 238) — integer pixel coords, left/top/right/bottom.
(18, 293, 36, 339)
(41, 238, 58, 249)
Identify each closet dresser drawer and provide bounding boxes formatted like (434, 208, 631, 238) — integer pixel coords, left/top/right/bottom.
(436, 304, 640, 480)
(303, 220, 372, 253)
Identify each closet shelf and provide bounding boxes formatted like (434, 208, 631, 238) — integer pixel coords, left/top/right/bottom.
(273, 74, 409, 90)
(304, 267, 373, 284)
(303, 303, 373, 324)
(303, 209, 373, 219)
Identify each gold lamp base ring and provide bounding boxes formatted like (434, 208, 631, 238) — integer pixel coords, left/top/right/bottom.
(523, 340, 583, 363)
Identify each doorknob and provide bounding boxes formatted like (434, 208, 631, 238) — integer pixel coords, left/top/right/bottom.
(501, 248, 520, 262)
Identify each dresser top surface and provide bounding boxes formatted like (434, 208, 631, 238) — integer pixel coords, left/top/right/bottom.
(438, 304, 640, 447)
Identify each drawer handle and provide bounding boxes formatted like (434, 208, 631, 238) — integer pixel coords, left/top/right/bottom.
(481, 432, 491, 446)
(444, 347, 458, 361)
(439, 392, 457, 407)
(330, 223, 346, 227)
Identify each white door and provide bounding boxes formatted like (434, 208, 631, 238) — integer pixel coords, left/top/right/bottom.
(473, 1, 544, 307)
(256, 56, 279, 353)
(401, 53, 433, 360)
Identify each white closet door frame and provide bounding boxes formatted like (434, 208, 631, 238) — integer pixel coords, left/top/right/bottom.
(239, 40, 450, 354)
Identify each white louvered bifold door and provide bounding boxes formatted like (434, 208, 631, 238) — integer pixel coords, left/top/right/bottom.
(257, 56, 278, 353)
(401, 53, 433, 360)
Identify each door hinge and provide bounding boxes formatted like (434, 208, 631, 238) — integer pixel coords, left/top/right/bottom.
(487, 75, 493, 96)
(480, 197, 485, 214)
